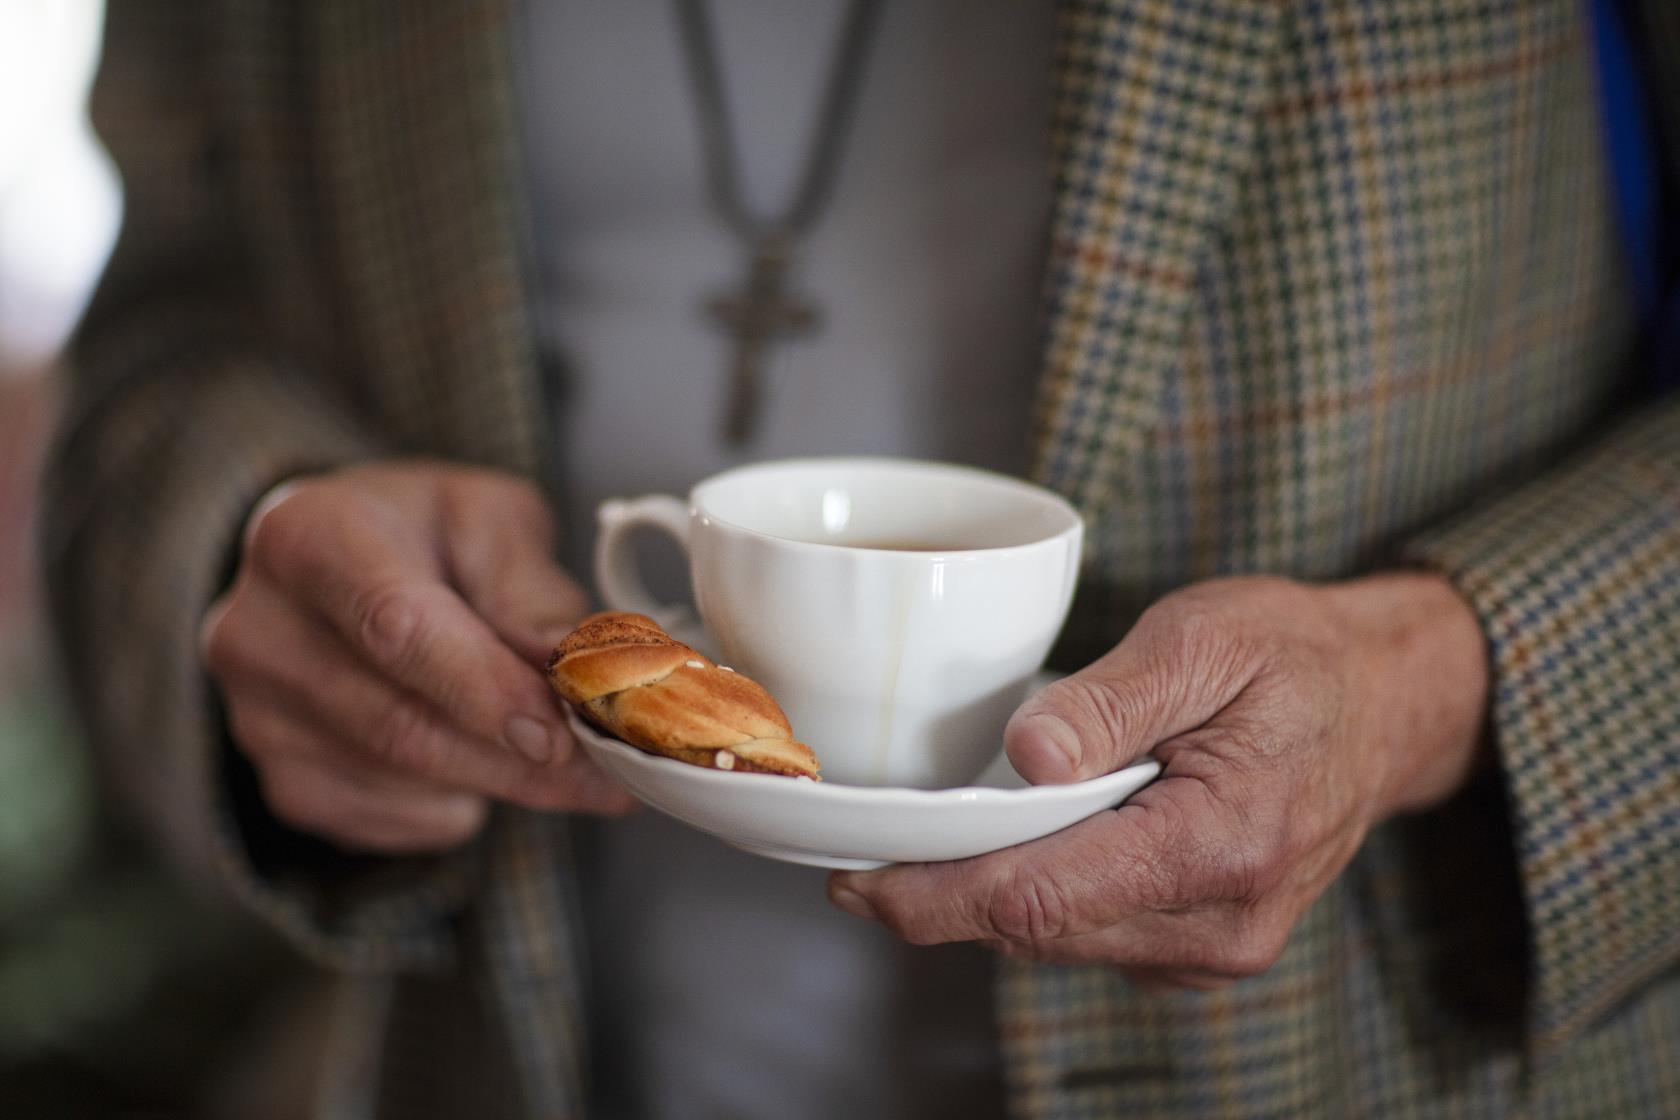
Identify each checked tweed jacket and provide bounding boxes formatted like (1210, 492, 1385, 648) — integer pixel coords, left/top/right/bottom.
(46, 1, 1680, 1118)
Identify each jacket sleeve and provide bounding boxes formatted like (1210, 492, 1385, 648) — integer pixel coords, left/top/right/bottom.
(42, 2, 480, 974)
(1404, 394, 1680, 1052)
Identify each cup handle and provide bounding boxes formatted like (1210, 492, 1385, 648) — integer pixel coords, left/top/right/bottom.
(594, 495, 695, 632)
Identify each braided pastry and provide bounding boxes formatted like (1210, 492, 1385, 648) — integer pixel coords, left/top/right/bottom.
(547, 611, 821, 779)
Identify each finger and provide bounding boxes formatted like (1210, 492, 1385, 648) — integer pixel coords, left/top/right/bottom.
(229, 695, 494, 801)
(250, 495, 570, 763)
(436, 476, 591, 663)
(229, 701, 492, 852)
(229, 652, 636, 819)
(316, 675, 633, 815)
(1004, 604, 1255, 783)
(832, 771, 1261, 949)
(255, 753, 489, 853)
(208, 578, 577, 800)
(830, 794, 1191, 947)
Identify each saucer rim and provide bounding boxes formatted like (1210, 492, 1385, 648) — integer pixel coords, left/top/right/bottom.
(564, 706, 1162, 805)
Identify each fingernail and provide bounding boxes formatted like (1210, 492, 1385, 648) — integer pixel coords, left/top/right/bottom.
(1012, 712, 1083, 780)
(505, 715, 555, 764)
(829, 884, 876, 921)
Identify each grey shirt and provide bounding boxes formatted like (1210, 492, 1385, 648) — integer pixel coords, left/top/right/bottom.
(516, 2, 1052, 1115)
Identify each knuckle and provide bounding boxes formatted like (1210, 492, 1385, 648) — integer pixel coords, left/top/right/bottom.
(369, 699, 436, 772)
(502, 477, 553, 525)
(985, 868, 1075, 946)
(1202, 833, 1278, 904)
(1034, 674, 1157, 756)
(1143, 594, 1225, 659)
(457, 471, 554, 535)
(1143, 854, 1196, 912)
(1076, 675, 1157, 740)
(846, 877, 950, 947)
(1130, 863, 1194, 920)
(1121, 806, 1197, 909)
(355, 583, 427, 671)
(879, 904, 941, 947)
(1171, 601, 1224, 653)
(1139, 592, 1259, 693)
(1222, 857, 1266, 906)
(866, 894, 942, 947)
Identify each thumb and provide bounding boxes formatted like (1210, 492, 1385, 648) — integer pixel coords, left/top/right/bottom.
(1005, 618, 1244, 784)
(444, 484, 592, 664)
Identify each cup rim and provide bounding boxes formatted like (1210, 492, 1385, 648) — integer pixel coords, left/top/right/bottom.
(686, 456, 1084, 557)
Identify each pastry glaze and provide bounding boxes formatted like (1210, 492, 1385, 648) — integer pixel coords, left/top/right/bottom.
(548, 611, 821, 779)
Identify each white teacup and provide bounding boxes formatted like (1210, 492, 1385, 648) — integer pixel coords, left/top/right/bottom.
(595, 458, 1083, 788)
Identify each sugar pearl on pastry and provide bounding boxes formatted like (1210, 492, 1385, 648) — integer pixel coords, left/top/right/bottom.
(685, 659, 704, 668)
(715, 750, 736, 770)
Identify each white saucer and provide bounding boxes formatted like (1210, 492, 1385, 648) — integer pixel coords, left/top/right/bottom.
(565, 707, 1160, 871)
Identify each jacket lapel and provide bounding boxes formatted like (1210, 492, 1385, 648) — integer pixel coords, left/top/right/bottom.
(312, 0, 544, 474)
(1030, 0, 1285, 516)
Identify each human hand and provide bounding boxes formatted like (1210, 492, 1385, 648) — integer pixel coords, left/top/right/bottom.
(200, 461, 635, 854)
(828, 574, 1489, 990)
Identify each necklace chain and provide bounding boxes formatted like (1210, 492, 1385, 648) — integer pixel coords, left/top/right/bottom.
(675, 0, 884, 241)
(674, 0, 885, 444)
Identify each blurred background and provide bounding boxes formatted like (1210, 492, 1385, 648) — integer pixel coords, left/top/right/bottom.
(1, 3, 328, 1115)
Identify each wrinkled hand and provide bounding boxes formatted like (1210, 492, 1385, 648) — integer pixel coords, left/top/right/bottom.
(200, 461, 635, 854)
(829, 574, 1489, 990)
